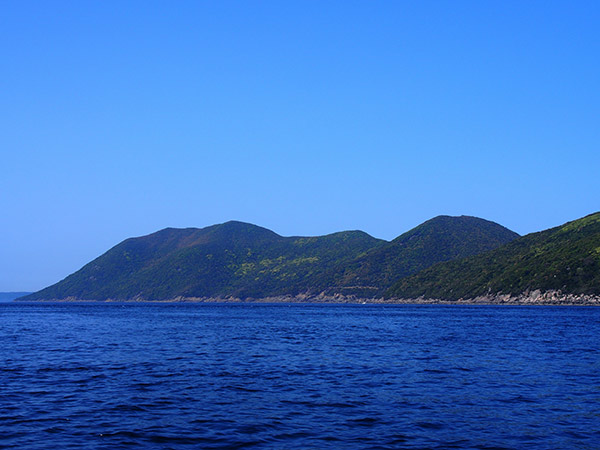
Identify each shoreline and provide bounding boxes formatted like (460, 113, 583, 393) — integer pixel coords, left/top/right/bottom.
(15, 289, 600, 306)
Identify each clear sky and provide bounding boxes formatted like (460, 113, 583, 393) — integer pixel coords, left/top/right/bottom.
(1, 1, 599, 291)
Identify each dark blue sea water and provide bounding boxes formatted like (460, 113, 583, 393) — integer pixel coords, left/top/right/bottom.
(1, 303, 598, 449)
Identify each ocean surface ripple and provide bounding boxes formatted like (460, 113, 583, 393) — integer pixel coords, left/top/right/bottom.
(1, 303, 599, 449)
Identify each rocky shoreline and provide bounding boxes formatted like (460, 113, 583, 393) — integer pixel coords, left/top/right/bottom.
(20, 289, 600, 305)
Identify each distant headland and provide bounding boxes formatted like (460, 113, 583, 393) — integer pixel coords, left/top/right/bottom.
(0, 292, 33, 302)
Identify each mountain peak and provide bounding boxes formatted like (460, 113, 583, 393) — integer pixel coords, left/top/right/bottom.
(394, 215, 519, 244)
(388, 212, 600, 300)
(421, 214, 509, 227)
(205, 220, 283, 242)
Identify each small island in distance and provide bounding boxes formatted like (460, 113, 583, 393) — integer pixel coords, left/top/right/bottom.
(0, 292, 32, 302)
(18, 212, 600, 305)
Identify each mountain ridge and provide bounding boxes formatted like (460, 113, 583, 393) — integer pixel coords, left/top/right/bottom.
(20, 215, 518, 301)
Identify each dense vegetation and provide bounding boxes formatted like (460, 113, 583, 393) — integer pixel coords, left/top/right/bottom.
(387, 212, 600, 300)
(22, 222, 383, 300)
(321, 215, 519, 296)
(21, 216, 518, 301)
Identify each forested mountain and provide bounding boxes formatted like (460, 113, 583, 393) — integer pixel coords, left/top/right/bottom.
(21, 221, 384, 300)
(387, 212, 600, 300)
(319, 215, 519, 296)
(20, 216, 518, 301)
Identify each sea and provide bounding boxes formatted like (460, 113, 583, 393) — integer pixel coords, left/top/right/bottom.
(1, 303, 598, 450)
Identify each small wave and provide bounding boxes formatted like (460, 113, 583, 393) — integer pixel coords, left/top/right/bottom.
(99, 430, 143, 439)
(106, 404, 149, 412)
(348, 417, 381, 427)
(416, 421, 445, 430)
(421, 368, 450, 374)
(499, 395, 537, 404)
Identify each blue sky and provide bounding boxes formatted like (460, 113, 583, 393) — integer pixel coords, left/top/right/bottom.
(1, 1, 599, 291)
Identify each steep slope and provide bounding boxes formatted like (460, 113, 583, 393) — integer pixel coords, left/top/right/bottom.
(387, 212, 600, 300)
(22, 221, 384, 300)
(320, 215, 520, 296)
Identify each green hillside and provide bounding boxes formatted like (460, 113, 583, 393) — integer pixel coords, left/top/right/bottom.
(21, 221, 385, 300)
(321, 215, 519, 296)
(387, 212, 600, 300)
(20, 216, 520, 301)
